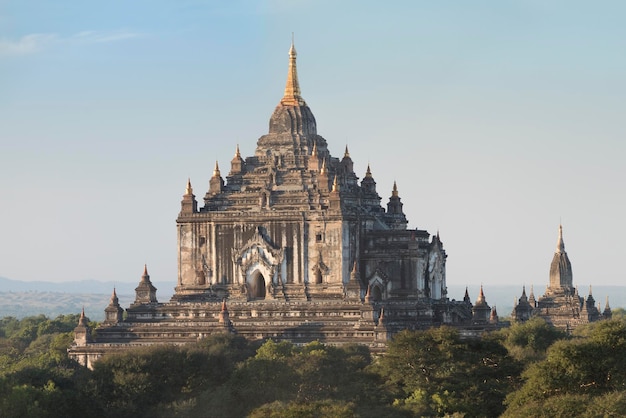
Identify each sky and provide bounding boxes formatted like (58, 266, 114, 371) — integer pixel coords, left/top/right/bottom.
(1, 1, 625, 296)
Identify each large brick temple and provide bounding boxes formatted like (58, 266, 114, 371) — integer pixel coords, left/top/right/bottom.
(69, 42, 493, 368)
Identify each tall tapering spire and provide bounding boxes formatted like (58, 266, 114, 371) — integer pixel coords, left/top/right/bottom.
(79, 306, 87, 325)
(213, 161, 221, 177)
(281, 37, 305, 106)
(549, 224, 573, 292)
(556, 224, 565, 253)
(392, 181, 399, 197)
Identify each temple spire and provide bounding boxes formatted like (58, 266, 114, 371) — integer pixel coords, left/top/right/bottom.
(280, 37, 305, 106)
(332, 175, 339, 192)
(556, 224, 565, 253)
(185, 178, 193, 195)
(392, 181, 399, 197)
(213, 161, 221, 177)
(79, 307, 87, 326)
(320, 158, 327, 174)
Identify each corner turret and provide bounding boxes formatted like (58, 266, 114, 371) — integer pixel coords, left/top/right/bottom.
(513, 285, 534, 322)
(73, 307, 93, 346)
(603, 296, 612, 319)
(208, 161, 225, 195)
(386, 181, 407, 229)
(104, 288, 124, 324)
(133, 265, 158, 305)
(180, 178, 198, 215)
(230, 144, 245, 175)
(472, 285, 491, 324)
(218, 299, 234, 332)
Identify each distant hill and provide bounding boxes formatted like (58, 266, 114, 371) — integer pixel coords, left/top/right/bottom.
(0, 277, 174, 320)
(0, 277, 623, 321)
(0, 276, 175, 297)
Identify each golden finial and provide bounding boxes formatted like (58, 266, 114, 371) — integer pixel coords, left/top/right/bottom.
(392, 181, 398, 197)
(281, 36, 305, 106)
(365, 163, 372, 178)
(320, 158, 327, 174)
(332, 175, 339, 192)
(235, 144, 241, 158)
(344, 145, 350, 158)
(213, 161, 221, 177)
(185, 178, 193, 195)
(143, 264, 149, 277)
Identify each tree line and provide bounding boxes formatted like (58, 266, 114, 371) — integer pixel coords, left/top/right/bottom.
(1, 310, 625, 417)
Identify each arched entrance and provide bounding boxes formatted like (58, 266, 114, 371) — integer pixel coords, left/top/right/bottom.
(371, 285, 382, 302)
(250, 272, 266, 299)
(313, 266, 323, 284)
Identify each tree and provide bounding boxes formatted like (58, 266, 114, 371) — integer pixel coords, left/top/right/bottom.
(503, 319, 626, 417)
(375, 327, 521, 417)
(494, 317, 567, 363)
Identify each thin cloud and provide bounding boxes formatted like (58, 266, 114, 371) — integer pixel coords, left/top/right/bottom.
(72, 30, 142, 44)
(0, 33, 57, 56)
(0, 30, 142, 56)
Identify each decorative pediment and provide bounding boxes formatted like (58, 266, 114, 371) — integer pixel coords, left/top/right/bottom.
(234, 226, 283, 269)
(310, 252, 329, 274)
(366, 263, 389, 285)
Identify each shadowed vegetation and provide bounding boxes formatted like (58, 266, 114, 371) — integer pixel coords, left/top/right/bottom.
(1, 314, 626, 417)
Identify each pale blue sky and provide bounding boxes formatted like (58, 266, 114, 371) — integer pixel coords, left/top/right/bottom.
(1, 1, 625, 294)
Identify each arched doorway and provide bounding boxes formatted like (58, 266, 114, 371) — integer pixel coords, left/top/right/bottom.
(371, 285, 382, 302)
(313, 266, 323, 284)
(250, 272, 266, 299)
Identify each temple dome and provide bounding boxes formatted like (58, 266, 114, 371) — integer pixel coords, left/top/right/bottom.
(268, 104, 317, 136)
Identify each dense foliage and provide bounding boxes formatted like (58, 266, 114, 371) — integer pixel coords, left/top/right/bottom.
(1, 314, 625, 417)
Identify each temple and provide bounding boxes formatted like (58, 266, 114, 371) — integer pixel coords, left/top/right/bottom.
(68, 42, 491, 368)
(514, 225, 611, 332)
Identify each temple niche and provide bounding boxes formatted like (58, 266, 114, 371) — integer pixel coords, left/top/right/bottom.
(69, 42, 489, 367)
